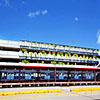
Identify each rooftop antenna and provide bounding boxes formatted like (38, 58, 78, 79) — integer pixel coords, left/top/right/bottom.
(27, 32, 29, 41)
(72, 40, 74, 46)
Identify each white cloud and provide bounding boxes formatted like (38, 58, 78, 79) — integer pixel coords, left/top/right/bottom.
(27, 10, 48, 18)
(74, 17, 78, 21)
(28, 12, 36, 18)
(0, 2, 2, 6)
(97, 29, 100, 44)
(27, 11, 40, 18)
(42, 10, 48, 15)
(3, 0, 13, 8)
(97, 29, 100, 37)
(97, 35, 100, 44)
(4, 0, 10, 7)
(22, 1, 25, 4)
(35, 10, 40, 16)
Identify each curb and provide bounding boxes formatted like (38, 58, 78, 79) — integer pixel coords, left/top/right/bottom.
(0, 89, 61, 96)
(71, 88, 100, 91)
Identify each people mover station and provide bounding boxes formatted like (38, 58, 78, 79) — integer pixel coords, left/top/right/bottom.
(0, 39, 100, 87)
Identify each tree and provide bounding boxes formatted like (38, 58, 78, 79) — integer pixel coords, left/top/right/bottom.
(86, 56, 89, 60)
(58, 62, 61, 65)
(67, 62, 69, 65)
(83, 55, 85, 60)
(69, 46, 71, 49)
(90, 57, 92, 60)
(49, 44, 51, 47)
(56, 45, 59, 48)
(42, 50, 46, 56)
(34, 52, 37, 57)
(39, 52, 42, 57)
(53, 44, 55, 48)
(37, 61, 39, 63)
(65, 53, 68, 58)
(21, 49, 25, 53)
(57, 52, 60, 56)
(67, 52, 71, 58)
(29, 52, 32, 57)
(75, 63, 77, 65)
(20, 49, 27, 56)
(35, 42, 37, 45)
(93, 55, 98, 60)
(49, 52, 51, 56)
(73, 53, 78, 59)
(59, 52, 63, 57)
(19, 50, 22, 53)
(41, 61, 44, 64)
(80, 56, 82, 60)
(61, 62, 65, 65)
(22, 60, 29, 63)
(51, 61, 57, 65)
(30, 41, 33, 45)
(53, 52, 55, 58)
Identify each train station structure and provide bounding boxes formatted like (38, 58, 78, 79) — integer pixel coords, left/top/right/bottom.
(0, 39, 100, 87)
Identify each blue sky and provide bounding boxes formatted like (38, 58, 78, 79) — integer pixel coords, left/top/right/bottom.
(0, 0, 100, 49)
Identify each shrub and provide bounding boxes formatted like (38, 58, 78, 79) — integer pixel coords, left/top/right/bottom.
(22, 60, 29, 63)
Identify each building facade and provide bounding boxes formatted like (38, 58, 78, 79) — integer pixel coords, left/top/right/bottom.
(0, 39, 100, 83)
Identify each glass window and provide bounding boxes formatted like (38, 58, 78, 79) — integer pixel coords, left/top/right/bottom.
(95, 71, 100, 80)
(7, 72, 14, 80)
(70, 71, 81, 80)
(56, 71, 68, 80)
(83, 71, 94, 80)
(39, 70, 53, 80)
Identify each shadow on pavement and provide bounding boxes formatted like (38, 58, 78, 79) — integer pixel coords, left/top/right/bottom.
(94, 99, 100, 100)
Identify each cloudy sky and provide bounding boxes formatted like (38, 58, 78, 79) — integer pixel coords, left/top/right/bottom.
(0, 0, 100, 49)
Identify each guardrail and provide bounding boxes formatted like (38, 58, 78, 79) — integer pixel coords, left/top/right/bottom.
(0, 82, 100, 88)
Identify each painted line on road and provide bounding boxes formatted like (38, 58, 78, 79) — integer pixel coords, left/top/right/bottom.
(74, 91, 79, 95)
(0, 89, 61, 96)
(32, 94, 41, 97)
(0, 95, 23, 100)
(0, 94, 34, 100)
(54, 92, 63, 96)
(1, 91, 100, 100)
(71, 88, 100, 92)
(94, 92, 100, 94)
(90, 91, 93, 94)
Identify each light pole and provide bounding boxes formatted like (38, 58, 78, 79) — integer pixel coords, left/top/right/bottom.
(27, 32, 29, 41)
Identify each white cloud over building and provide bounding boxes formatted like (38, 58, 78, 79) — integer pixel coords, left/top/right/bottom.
(27, 9, 48, 18)
(74, 17, 78, 21)
(97, 29, 100, 44)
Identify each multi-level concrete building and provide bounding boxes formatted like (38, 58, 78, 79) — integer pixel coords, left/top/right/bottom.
(0, 39, 100, 86)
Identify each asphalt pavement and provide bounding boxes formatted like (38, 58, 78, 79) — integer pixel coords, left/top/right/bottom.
(0, 88, 100, 100)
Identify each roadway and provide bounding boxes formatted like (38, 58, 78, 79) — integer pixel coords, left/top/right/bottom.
(0, 89, 100, 100)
